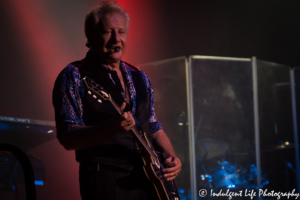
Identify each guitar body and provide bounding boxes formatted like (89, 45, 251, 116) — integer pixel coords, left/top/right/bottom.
(141, 151, 180, 200)
(82, 76, 180, 200)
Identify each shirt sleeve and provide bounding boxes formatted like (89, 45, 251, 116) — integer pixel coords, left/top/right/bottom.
(142, 72, 163, 134)
(52, 65, 85, 136)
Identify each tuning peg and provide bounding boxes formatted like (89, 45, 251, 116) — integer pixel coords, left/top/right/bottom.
(98, 99, 102, 103)
(87, 91, 92, 95)
(93, 95, 97, 99)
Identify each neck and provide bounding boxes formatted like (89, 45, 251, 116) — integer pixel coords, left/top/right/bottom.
(107, 61, 120, 71)
(89, 49, 121, 71)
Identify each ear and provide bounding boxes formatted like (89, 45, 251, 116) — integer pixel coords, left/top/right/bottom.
(86, 40, 91, 48)
(86, 35, 96, 48)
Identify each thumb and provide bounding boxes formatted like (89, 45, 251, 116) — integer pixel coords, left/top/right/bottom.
(120, 102, 126, 112)
(164, 157, 174, 167)
(165, 157, 173, 163)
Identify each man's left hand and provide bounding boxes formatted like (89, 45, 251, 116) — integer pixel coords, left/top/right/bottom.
(162, 156, 182, 181)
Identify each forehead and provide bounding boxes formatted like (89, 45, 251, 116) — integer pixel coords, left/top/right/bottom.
(101, 12, 127, 29)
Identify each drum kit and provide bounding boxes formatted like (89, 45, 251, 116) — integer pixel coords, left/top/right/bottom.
(196, 139, 271, 200)
(177, 137, 296, 200)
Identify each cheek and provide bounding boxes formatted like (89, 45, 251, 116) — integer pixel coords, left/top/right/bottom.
(95, 35, 107, 45)
(101, 38, 109, 47)
(122, 38, 127, 46)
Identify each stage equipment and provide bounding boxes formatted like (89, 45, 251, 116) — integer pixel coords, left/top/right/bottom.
(291, 67, 300, 194)
(0, 116, 56, 198)
(196, 139, 229, 160)
(0, 116, 56, 151)
(140, 56, 299, 200)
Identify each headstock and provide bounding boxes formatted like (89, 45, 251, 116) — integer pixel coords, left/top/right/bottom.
(82, 76, 111, 102)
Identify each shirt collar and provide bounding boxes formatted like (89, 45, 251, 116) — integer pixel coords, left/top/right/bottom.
(85, 50, 128, 73)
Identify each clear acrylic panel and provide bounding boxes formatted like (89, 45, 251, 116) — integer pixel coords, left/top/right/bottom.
(290, 67, 300, 193)
(139, 57, 190, 199)
(189, 56, 256, 199)
(140, 56, 299, 200)
(256, 60, 297, 193)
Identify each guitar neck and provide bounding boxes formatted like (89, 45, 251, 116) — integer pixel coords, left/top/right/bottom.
(82, 76, 159, 162)
(82, 76, 179, 200)
(109, 98, 159, 161)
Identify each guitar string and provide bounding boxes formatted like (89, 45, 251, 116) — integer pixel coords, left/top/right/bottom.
(84, 77, 159, 162)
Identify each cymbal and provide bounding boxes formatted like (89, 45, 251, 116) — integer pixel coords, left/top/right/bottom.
(262, 143, 295, 152)
(196, 139, 229, 159)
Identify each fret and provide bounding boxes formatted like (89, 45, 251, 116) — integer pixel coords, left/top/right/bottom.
(82, 76, 179, 200)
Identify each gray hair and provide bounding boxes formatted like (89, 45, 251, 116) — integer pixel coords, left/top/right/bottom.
(84, 2, 130, 47)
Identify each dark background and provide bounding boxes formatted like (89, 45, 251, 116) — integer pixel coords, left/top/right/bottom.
(0, 0, 299, 199)
(0, 0, 300, 121)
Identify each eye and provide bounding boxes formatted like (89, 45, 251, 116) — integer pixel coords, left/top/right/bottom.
(102, 30, 111, 35)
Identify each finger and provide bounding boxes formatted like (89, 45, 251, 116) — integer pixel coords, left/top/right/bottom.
(127, 112, 134, 120)
(164, 171, 180, 181)
(165, 157, 173, 163)
(163, 161, 182, 172)
(167, 177, 175, 181)
(121, 120, 129, 127)
(165, 157, 181, 168)
(165, 160, 177, 168)
(128, 119, 135, 127)
(120, 102, 126, 112)
(165, 161, 175, 168)
(126, 113, 134, 123)
(163, 166, 180, 173)
(164, 170, 179, 177)
(166, 174, 178, 181)
(121, 117, 135, 130)
(127, 117, 135, 128)
(123, 112, 129, 119)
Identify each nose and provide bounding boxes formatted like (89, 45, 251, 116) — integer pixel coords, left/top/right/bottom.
(111, 31, 120, 43)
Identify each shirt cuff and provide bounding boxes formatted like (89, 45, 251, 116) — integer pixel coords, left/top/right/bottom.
(149, 121, 163, 135)
(56, 120, 84, 136)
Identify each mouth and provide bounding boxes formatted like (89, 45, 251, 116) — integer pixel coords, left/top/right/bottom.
(112, 46, 120, 53)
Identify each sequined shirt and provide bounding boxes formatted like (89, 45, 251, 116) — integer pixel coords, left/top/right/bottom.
(53, 60, 162, 136)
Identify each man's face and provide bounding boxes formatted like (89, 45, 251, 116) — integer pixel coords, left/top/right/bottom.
(92, 12, 128, 64)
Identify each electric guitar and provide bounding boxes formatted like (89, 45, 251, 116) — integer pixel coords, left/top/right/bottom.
(82, 76, 180, 200)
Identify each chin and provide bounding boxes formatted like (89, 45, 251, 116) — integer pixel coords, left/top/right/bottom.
(109, 53, 123, 62)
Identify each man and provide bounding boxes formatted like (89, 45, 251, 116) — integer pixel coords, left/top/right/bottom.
(53, 2, 181, 200)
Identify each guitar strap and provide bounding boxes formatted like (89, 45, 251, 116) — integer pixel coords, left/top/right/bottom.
(125, 62, 150, 137)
